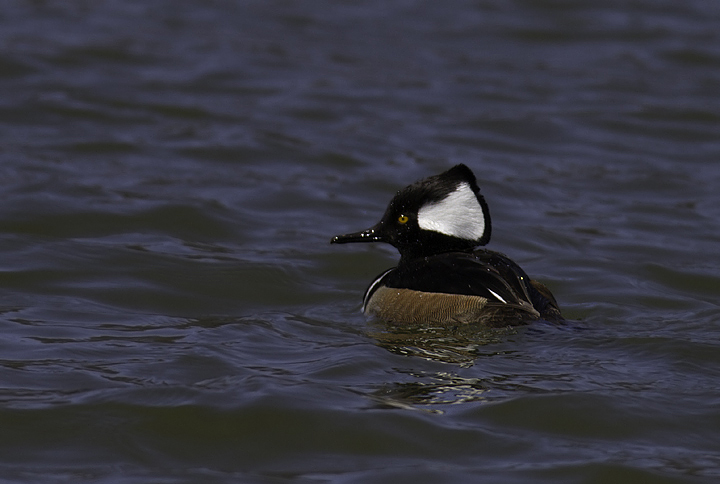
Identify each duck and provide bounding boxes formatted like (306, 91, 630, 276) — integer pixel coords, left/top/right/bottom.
(331, 164, 562, 326)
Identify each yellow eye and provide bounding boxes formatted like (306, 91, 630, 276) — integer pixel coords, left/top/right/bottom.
(397, 215, 409, 224)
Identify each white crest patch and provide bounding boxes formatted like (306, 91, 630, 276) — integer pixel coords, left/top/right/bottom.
(417, 182, 486, 241)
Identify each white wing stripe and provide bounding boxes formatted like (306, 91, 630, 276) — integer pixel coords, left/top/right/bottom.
(487, 288, 507, 304)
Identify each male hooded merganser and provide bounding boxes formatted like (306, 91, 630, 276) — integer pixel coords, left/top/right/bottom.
(331, 164, 562, 326)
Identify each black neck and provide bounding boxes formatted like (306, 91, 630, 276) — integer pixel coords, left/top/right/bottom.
(397, 233, 477, 262)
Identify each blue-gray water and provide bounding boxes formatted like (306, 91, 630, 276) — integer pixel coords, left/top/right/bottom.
(2, 1, 720, 482)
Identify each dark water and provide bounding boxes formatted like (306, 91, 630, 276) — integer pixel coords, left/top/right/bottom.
(1, 1, 720, 482)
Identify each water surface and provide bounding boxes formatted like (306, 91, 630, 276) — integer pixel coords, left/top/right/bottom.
(1, 1, 720, 482)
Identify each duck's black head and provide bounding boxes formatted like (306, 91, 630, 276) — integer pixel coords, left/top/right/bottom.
(331, 164, 492, 261)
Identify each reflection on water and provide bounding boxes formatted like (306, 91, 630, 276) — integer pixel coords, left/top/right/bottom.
(367, 321, 519, 410)
(368, 321, 519, 367)
(371, 371, 491, 412)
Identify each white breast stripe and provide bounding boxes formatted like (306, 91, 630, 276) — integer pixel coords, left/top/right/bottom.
(417, 182, 486, 241)
(362, 268, 395, 311)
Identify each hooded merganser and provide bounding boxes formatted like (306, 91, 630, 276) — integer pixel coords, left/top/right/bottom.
(331, 164, 562, 326)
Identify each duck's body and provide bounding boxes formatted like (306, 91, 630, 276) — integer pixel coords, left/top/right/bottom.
(363, 249, 561, 326)
(332, 164, 561, 326)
